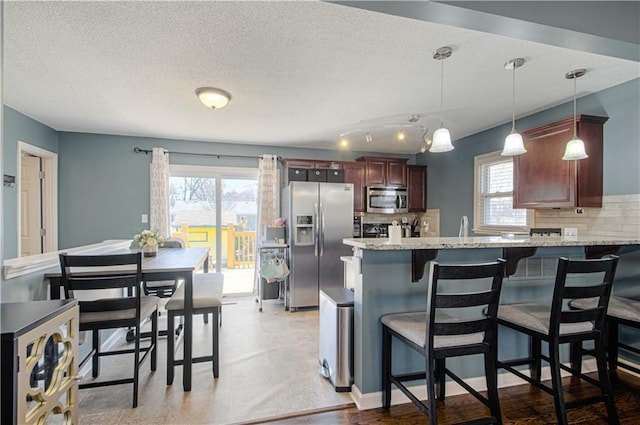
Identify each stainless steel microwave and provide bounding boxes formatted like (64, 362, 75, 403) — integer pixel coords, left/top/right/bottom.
(366, 186, 408, 214)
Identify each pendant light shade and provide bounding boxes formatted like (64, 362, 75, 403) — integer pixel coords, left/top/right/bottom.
(502, 131, 526, 156)
(562, 137, 588, 160)
(501, 58, 527, 156)
(562, 69, 588, 161)
(432, 46, 454, 153)
(431, 128, 453, 152)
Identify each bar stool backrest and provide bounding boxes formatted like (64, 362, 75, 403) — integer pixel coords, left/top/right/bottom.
(60, 252, 143, 321)
(549, 255, 619, 339)
(426, 259, 506, 353)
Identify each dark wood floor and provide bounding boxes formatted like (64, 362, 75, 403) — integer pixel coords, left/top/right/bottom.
(256, 371, 640, 424)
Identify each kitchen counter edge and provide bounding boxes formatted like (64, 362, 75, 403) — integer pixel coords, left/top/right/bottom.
(342, 236, 640, 250)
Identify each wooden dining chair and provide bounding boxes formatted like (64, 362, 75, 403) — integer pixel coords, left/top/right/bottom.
(497, 256, 619, 425)
(59, 252, 159, 408)
(125, 237, 187, 341)
(570, 295, 640, 375)
(142, 237, 185, 298)
(381, 259, 506, 425)
(165, 272, 224, 386)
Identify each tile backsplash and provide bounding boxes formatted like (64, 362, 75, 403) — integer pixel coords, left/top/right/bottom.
(418, 209, 440, 237)
(534, 194, 640, 238)
(358, 209, 440, 237)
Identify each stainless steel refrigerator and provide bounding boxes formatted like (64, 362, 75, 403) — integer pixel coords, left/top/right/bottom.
(282, 182, 354, 309)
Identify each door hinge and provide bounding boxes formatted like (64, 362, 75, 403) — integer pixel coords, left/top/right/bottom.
(40, 228, 47, 237)
(39, 171, 46, 179)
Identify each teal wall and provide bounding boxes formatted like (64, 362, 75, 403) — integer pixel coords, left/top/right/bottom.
(56, 133, 410, 249)
(1, 78, 638, 301)
(419, 78, 640, 237)
(2, 107, 59, 302)
(2, 106, 59, 259)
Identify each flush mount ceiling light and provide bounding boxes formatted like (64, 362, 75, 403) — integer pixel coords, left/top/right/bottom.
(195, 87, 232, 109)
(562, 69, 588, 160)
(502, 58, 527, 156)
(431, 46, 454, 153)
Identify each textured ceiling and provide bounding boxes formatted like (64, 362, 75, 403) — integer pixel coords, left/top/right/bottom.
(3, 1, 639, 154)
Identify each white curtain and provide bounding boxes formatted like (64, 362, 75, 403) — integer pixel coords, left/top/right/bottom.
(150, 147, 170, 238)
(255, 154, 280, 293)
(256, 154, 279, 241)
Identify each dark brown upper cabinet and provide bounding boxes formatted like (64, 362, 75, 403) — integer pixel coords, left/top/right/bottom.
(407, 165, 427, 212)
(341, 161, 366, 212)
(513, 115, 608, 209)
(356, 156, 408, 187)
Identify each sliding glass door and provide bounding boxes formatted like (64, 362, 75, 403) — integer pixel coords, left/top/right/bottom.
(169, 165, 258, 296)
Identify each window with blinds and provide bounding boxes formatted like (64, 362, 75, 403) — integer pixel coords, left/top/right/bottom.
(474, 151, 531, 233)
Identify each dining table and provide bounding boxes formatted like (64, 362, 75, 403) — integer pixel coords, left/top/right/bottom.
(46, 246, 210, 391)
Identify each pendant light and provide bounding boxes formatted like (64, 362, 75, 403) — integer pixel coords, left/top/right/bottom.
(501, 58, 527, 156)
(562, 69, 588, 160)
(431, 46, 454, 153)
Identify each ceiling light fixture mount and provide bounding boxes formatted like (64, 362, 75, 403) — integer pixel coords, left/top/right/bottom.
(501, 58, 527, 156)
(562, 69, 588, 161)
(195, 87, 232, 110)
(431, 46, 454, 153)
(339, 114, 429, 152)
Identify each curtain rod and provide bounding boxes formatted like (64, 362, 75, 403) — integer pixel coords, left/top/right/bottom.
(133, 147, 282, 161)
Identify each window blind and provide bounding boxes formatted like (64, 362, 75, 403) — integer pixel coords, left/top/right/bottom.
(476, 155, 527, 230)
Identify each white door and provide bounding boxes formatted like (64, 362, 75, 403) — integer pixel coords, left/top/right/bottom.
(20, 155, 42, 256)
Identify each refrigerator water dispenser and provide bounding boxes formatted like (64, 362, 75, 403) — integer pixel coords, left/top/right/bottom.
(295, 215, 314, 246)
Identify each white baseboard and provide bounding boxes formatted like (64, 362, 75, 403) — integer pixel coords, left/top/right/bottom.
(350, 359, 598, 411)
(618, 358, 640, 378)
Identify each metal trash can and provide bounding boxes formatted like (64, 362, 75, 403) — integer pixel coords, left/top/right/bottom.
(319, 288, 354, 392)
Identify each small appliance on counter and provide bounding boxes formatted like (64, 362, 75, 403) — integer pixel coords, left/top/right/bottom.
(265, 226, 286, 243)
(362, 223, 389, 238)
(411, 218, 420, 237)
(352, 216, 362, 238)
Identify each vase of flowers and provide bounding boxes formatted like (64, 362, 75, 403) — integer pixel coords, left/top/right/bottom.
(133, 228, 165, 257)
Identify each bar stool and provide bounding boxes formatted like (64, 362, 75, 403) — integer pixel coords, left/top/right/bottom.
(165, 272, 223, 385)
(497, 256, 619, 425)
(381, 259, 506, 425)
(570, 295, 640, 375)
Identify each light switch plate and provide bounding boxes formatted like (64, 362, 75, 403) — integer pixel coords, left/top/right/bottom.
(141, 214, 148, 223)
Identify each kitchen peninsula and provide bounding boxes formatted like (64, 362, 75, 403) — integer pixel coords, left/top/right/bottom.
(341, 235, 640, 409)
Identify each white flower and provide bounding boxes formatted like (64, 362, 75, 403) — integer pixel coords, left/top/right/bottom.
(133, 228, 165, 248)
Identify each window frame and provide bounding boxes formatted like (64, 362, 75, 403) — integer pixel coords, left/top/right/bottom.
(168, 164, 259, 275)
(473, 150, 533, 235)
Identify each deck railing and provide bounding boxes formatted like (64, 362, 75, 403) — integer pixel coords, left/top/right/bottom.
(226, 223, 256, 268)
(171, 222, 256, 269)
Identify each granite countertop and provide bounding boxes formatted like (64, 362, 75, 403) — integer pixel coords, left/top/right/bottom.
(343, 236, 640, 250)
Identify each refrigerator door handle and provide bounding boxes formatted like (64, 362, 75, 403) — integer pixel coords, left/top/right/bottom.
(319, 203, 325, 256)
(314, 202, 319, 257)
